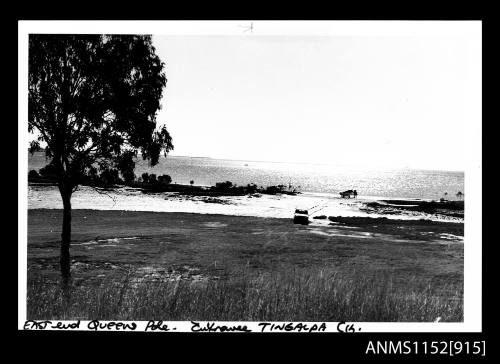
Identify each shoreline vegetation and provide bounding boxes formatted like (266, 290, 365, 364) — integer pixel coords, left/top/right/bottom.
(28, 209, 464, 322)
(28, 168, 299, 197)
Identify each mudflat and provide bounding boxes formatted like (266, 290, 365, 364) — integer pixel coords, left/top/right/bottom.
(28, 209, 463, 291)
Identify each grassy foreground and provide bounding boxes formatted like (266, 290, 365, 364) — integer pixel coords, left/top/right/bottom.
(27, 268, 462, 322)
(27, 209, 464, 322)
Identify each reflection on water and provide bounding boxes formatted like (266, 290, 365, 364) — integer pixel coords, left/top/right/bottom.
(28, 153, 464, 200)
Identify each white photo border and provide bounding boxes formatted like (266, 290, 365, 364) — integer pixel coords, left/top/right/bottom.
(18, 20, 482, 332)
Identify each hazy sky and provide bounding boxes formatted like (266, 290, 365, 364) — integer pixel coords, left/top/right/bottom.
(152, 30, 479, 171)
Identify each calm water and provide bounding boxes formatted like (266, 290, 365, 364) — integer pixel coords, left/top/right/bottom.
(28, 152, 464, 200)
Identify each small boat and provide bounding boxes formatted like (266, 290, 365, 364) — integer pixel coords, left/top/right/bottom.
(293, 209, 309, 225)
(339, 189, 358, 199)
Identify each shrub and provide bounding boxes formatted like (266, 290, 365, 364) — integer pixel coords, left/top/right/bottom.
(215, 181, 234, 191)
(265, 185, 286, 194)
(38, 163, 59, 179)
(116, 152, 136, 185)
(246, 183, 258, 193)
(121, 170, 136, 185)
(99, 168, 122, 186)
(158, 174, 172, 185)
(28, 170, 39, 179)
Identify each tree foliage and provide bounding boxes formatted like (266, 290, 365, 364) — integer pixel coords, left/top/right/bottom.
(28, 34, 174, 191)
(28, 34, 173, 283)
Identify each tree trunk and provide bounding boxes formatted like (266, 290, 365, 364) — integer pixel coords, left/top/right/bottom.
(59, 186, 72, 287)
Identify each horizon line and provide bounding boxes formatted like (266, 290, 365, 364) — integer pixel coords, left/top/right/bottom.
(166, 154, 464, 173)
(29, 149, 464, 173)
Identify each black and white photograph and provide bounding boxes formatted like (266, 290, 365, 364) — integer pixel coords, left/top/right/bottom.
(18, 21, 482, 333)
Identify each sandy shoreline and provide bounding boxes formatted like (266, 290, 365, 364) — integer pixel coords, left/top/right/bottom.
(28, 184, 464, 223)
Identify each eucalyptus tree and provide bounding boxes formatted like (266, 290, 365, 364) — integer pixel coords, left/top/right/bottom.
(29, 34, 173, 285)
